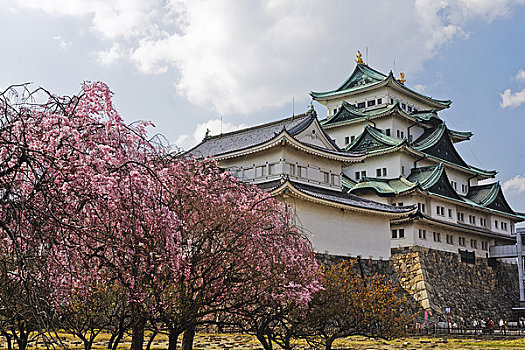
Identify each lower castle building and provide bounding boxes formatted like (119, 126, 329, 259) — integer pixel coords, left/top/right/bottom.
(188, 56, 524, 320)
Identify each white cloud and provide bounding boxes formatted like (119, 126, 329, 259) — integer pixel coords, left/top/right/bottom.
(516, 68, 525, 81)
(174, 118, 247, 150)
(53, 35, 71, 50)
(13, 0, 525, 114)
(503, 174, 525, 194)
(94, 43, 126, 66)
(500, 88, 525, 108)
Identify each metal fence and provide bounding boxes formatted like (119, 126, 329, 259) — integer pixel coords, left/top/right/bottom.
(414, 325, 525, 336)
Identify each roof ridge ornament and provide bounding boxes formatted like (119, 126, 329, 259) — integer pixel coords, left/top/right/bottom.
(355, 50, 364, 64)
(398, 72, 406, 84)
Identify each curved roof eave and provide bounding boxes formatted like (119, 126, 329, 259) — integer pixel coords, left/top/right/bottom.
(213, 130, 365, 163)
(271, 180, 416, 217)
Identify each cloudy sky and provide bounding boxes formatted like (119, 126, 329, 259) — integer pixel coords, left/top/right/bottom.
(3, 0, 525, 212)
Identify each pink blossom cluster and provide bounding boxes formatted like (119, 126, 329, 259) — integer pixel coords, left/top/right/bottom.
(0, 82, 320, 344)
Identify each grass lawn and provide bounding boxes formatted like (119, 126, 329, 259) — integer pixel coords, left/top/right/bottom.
(3, 332, 525, 349)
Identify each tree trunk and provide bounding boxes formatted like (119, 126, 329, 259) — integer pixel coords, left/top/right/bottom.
(168, 327, 180, 350)
(256, 332, 273, 350)
(146, 329, 158, 350)
(325, 336, 336, 350)
(2, 332, 12, 350)
(181, 326, 195, 350)
(130, 316, 145, 350)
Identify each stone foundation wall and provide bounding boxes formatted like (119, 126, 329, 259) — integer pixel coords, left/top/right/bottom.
(317, 247, 519, 325)
(392, 247, 519, 325)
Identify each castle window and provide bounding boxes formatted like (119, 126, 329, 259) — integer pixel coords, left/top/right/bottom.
(481, 241, 488, 251)
(345, 136, 350, 144)
(399, 229, 405, 238)
(479, 218, 486, 227)
(418, 229, 426, 240)
(392, 229, 398, 239)
(268, 163, 277, 175)
(331, 174, 339, 185)
(448, 209, 452, 218)
(400, 131, 405, 139)
(495, 220, 499, 229)
(433, 232, 441, 242)
(458, 237, 466, 246)
(446, 234, 454, 245)
(298, 166, 307, 178)
(457, 212, 464, 222)
(401, 165, 405, 175)
(502, 222, 508, 231)
(289, 164, 296, 176)
(361, 170, 366, 178)
(367, 100, 376, 107)
(402, 103, 407, 110)
(407, 106, 413, 112)
(390, 98, 394, 104)
(333, 108, 337, 115)
(451, 180, 457, 190)
(417, 203, 426, 213)
(256, 165, 266, 177)
(382, 168, 387, 176)
(470, 239, 477, 249)
(468, 215, 476, 224)
(351, 135, 355, 142)
(357, 102, 365, 109)
(397, 202, 404, 206)
(397, 130, 400, 138)
(355, 171, 360, 180)
(376, 168, 382, 177)
(322, 171, 329, 183)
(385, 128, 391, 136)
(377, 98, 382, 104)
(436, 206, 445, 216)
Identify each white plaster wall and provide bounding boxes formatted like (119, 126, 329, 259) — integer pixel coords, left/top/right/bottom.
(282, 196, 391, 259)
(325, 89, 390, 117)
(325, 121, 368, 148)
(403, 221, 495, 258)
(219, 146, 343, 190)
(295, 120, 335, 149)
(344, 153, 405, 180)
(445, 167, 471, 195)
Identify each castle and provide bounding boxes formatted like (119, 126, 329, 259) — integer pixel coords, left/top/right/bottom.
(188, 54, 524, 320)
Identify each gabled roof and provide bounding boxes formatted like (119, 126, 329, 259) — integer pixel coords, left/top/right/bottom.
(311, 64, 387, 99)
(311, 63, 452, 110)
(412, 124, 469, 167)
(345, 124, 405, 153)
(186, 112, 364, 162)
(351, 164, 462, 200)
(321, 101, 415, 128)
(345, 123, 495, 178)
(407, 164, 463, 200)
(270, 179, 416, 217)
(467, 182, 516, 215)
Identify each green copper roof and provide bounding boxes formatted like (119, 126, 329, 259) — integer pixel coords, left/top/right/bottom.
(321, 102, 412, 128)
(448, 129, 473, 143)
(351, 176, 417, 196)
(310, 63, 452, 109)
(467, 182, 516, 215)
(341, 173, 357, 191)
(345, 124, 404, 152)
(350, 164, 520, 219)
(311, 64, 387, 99)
